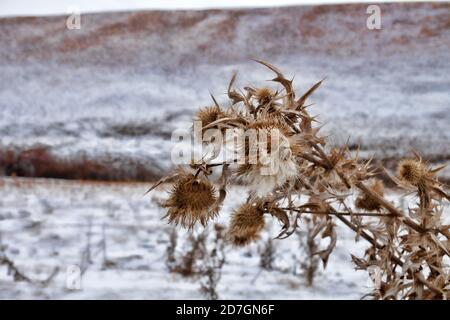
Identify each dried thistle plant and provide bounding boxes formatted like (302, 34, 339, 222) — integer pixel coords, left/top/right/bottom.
(162, 170, 219, 229)
(228, 202, 266, 246)
(296, 218, 320, 287)
(259, 236, 276, 271)
(199, 224, 226, 300)
(165, 229, 207, 277)
(196, 105, 227, 132)
(0, 244, 59, 285)
(149, 60, 449, 300)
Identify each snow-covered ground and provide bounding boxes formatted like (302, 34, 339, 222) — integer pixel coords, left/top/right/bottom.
(1, 177, 447, 299)
(0, 177, 367, 299)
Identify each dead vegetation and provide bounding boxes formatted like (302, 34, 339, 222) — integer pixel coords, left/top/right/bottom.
(165, 224, 226, 299)
(150, 60, 450, 299)
(296, 218, 321, 287)
(259, 237, 275, 271)
(199, 224, 226, 300)
(0, 147, 160, 181)
(165, 228, 206, 277)
(0, 243, 59, 285)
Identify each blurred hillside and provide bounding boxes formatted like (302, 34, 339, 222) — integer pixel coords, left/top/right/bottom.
(0, 3, 449, 181)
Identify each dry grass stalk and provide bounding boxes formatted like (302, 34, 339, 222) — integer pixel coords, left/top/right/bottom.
(0, 245, 59, 285)
(165, 224, 226, 300)
(149, 61, 449, 300)
(296, 218, 321, 287)
(166, 230, 207, 277)
(199, 224, 226, 300)
(259, 237, 276, 271)
(162, 170, 219, 229)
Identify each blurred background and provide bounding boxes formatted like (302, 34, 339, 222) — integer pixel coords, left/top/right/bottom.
(0, 1, 449, 299)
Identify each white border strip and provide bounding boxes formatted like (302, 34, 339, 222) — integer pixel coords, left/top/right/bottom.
(0, 0, 447, 18)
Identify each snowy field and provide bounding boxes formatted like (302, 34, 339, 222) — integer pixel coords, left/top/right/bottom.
(0, 177, 367, 299)
(1, 177, 448, 299)
(1, 55, 449, 170)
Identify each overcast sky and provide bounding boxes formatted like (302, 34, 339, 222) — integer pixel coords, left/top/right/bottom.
(0, 0, 442, 17)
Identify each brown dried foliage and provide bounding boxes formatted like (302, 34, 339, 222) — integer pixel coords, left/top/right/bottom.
(165, 225, 226, 300)
(162, 170, 218, 229)
(196, 105, 227, 131)
(228, 202, 265, 246)
(150, 61, 449, 300)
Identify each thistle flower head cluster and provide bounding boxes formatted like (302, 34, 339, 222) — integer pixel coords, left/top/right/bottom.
(397, 159, 425, 186)
(162, 171, 218, 229)
(254, 87, 275, 105)
(196, 105, 226, 131)
(228, 202, 266, 246)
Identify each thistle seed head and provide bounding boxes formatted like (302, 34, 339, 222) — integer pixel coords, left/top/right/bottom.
(196, 105, 226, 130)
(236, 120, 298, 196)
(255, 87, 274, 105)
(228, 202, 265, 246)
(163, 172, 218, 229)
(247, 118, 289, 133)
(397, 159, 425, 186)
(243, 119, 291, 158)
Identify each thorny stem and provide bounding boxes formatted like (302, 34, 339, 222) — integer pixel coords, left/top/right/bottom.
(312, 144, 351, 188)
(280, 198, 442, 296)
(194, 168, 202, 179)
(356, 181, 450, 241)
(193, 140, 447, 296)
(304, 143, 450, 242)
(282, 208, 394, 217)
(286, 160, 446, 296)
(298, 153, 328, 168)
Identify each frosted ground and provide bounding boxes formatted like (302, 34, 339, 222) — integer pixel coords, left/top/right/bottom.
(0, 176, 429, 300)
(1, 177, 448, 299)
